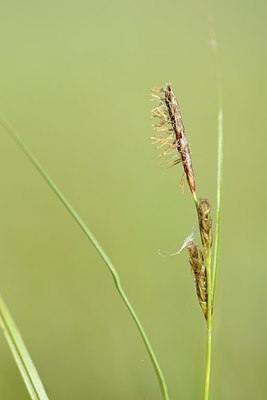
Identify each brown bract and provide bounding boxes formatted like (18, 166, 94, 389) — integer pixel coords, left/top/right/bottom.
(198, 198, 213, 249)
(187, 242, 207, 319)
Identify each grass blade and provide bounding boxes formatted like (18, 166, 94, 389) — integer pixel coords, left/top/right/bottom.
(203, 14, 224, 400)
(0, 294, 49, 399)
(0, 116, 170, 400)
(211, 106, 223, 303)
(209, 22, 224, 304)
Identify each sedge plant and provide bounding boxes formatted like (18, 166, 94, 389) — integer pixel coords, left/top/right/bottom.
(150, 56, 223, 400)
(0, 20, 222, 400)
(150, 19, 222, 400)
(0, 83, 222, 400)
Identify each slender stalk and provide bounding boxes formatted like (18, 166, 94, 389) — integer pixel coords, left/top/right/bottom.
(211, 106, 223, 304)
(208, 15, 224, 305)
(0, 295, 49, 400)
(203, 251, 212, 400)
(0, 116, 170, 400)
(202, 14, 224, 400)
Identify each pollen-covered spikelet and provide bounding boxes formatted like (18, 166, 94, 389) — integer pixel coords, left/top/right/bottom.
(151, 84, 196, 196)
(187, 242, 207, 318)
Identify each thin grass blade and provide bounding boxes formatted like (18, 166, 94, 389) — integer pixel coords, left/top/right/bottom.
(0, 115, 170, 400)
(0, 295, 49, 399)
(209, 23, 224, 304)
(211, 107, 223, 303)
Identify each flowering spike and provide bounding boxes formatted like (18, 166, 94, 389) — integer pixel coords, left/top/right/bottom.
(150, 84, 196, 195)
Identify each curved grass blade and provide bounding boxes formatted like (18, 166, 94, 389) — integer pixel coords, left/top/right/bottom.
(0, 295, 49, 399)
(0, 116, 170, 400)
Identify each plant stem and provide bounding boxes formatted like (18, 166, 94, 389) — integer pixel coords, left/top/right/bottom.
(0, 115, 170, 400)
(208, 14, 224, 306)
(203, 14, 224, 399)
(204, 251, 212, 400)
(211, 106, 223, 304)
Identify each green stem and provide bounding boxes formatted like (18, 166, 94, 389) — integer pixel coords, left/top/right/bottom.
(0, 116, 170, 400)
(202, 11, 223, 400)
(204, 251, 212, 400)
(209, 16, 224, 305)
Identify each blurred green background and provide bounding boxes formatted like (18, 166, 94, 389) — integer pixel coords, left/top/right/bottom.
(0, 0, 266, 399)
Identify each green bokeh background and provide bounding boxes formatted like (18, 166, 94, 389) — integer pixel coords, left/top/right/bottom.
(0, 1, 266, 399)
